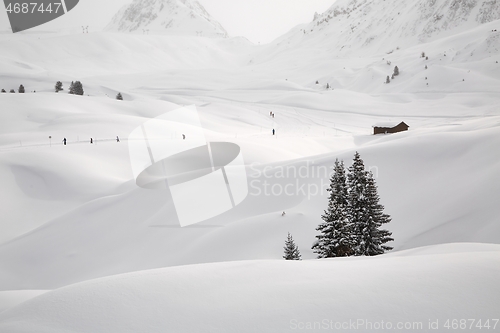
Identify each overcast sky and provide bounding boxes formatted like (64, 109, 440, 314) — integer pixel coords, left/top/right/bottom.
(0, 0, 335, 43)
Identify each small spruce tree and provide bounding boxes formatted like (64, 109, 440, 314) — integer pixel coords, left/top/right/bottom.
(55, 81, 63, 92)
(1, 89, 5, 93)
(68, 81, 75, 94)
(283, 233, 302, 260)
(326, 83, 330, 89)
(393, 66, 399, 76)
(18, 85, 25, 93)
(72, 81, 84, 96)
(9, 89, 15, 93)
(386, 76, 390, 84)
(116, 92, 123, 100)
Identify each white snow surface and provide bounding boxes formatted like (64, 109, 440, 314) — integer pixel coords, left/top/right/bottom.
(0, 243, 499, 333)
(0, 0, 499, 330)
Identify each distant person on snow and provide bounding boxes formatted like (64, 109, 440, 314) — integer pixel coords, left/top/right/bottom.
(282, 211, 286, 216)
(90, 138, 93, 144)
(182, 134, 186, 140)
(116, 136, 120, 142)
(272, 129, 275, 136)
(63, 138, 66, 145)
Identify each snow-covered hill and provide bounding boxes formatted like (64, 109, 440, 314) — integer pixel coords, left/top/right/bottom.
(0, 28, 498, 291)
(1, 243, 499, 333)
(106, 0, 228, 37)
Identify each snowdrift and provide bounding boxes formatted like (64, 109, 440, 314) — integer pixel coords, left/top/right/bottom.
(0, 243, 499, 333)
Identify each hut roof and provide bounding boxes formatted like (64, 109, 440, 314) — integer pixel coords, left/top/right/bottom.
(373, 121, 409, 128)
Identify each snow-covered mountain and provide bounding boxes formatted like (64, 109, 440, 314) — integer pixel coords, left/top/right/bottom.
(251, 0, 500, 95)
(272, 0, 500, 55)
(106, 0, 228, 37)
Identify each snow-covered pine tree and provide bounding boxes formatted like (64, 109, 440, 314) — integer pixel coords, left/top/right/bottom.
(312, 159, 354, 258)
(364, 172, 394, 255)
(1, 89, 6, 93)
(386, 76, 390, 84)
(9, 89, 15, 93)
(347, 152, 393, 256)
(68, 81, 75, 94)
(394, 66, 400, 76)
(116, 92, 123, 100)
(347, 151, 370, 256)
(283, 233, 301, 260)
(55, 81, 63, 92)
(72, 81, 84, 96)
(18, 85, 25, 93)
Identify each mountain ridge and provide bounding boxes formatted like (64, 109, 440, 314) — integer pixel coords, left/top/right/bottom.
(105, 0, 228, 37)
(271, 0, 500, 54)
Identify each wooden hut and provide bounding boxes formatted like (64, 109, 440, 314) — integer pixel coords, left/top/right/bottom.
(373, 122, 409, 135)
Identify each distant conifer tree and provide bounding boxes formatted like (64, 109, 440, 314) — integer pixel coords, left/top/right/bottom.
(116, 92, 123, 100)
(18, 85, 25, 93)
(1, 89, 6, 93)
(393, 66, 399, 76)
(72, 81, 84, 96)
(9, 89, 15, 93)
(283, 233, 302, 260)
(386, 76, 390, 84)
(68, 81, 75, 94)
(55, 81, 63, 92)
